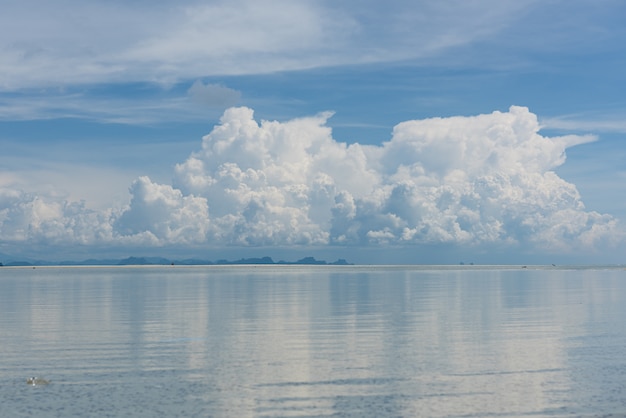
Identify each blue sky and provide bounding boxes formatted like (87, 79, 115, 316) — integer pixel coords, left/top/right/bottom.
(1, 0, 625, 264)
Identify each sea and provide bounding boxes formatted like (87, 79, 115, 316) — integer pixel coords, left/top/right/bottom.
(1, 265, 626, 417)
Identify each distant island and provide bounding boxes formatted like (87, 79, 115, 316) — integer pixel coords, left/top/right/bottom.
(0, 256, 352, 267)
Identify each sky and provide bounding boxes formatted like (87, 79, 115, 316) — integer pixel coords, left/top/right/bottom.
(1, 0, 625, 264)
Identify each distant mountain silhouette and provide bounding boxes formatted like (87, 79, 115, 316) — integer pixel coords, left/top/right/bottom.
(116, 255, 352, 266)
(0, 255, 352, 266)
(117, 256, 172, 265)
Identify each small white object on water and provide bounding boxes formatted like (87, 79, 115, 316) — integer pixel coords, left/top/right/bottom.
(26, 377, 49, 386)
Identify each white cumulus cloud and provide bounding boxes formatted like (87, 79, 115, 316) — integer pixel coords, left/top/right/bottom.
(113, 176, 210, 245)
(0, 106, 622, 257)
(0, 188, 113, 245)
(165, 105, 617, 251)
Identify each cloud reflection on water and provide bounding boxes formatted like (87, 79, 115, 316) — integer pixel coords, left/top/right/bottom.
(1, 266, 625, 416)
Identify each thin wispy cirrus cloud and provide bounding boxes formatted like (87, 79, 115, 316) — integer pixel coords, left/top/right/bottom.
(1, 0, 625, 263)
(1, 0, 532, 89)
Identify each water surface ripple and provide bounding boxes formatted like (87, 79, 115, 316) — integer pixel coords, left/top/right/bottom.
(1, 265, 625, 417)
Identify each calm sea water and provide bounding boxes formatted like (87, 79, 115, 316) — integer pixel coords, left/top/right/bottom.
(1, 265, 626, 417)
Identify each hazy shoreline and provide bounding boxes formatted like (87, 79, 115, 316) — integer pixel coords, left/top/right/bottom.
(1, 264, 624, 270)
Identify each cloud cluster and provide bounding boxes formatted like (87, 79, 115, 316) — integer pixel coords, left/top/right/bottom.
(0, 106, 621, 255)
(0, 188, 112, 245)
(167, 105, 617, 250)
